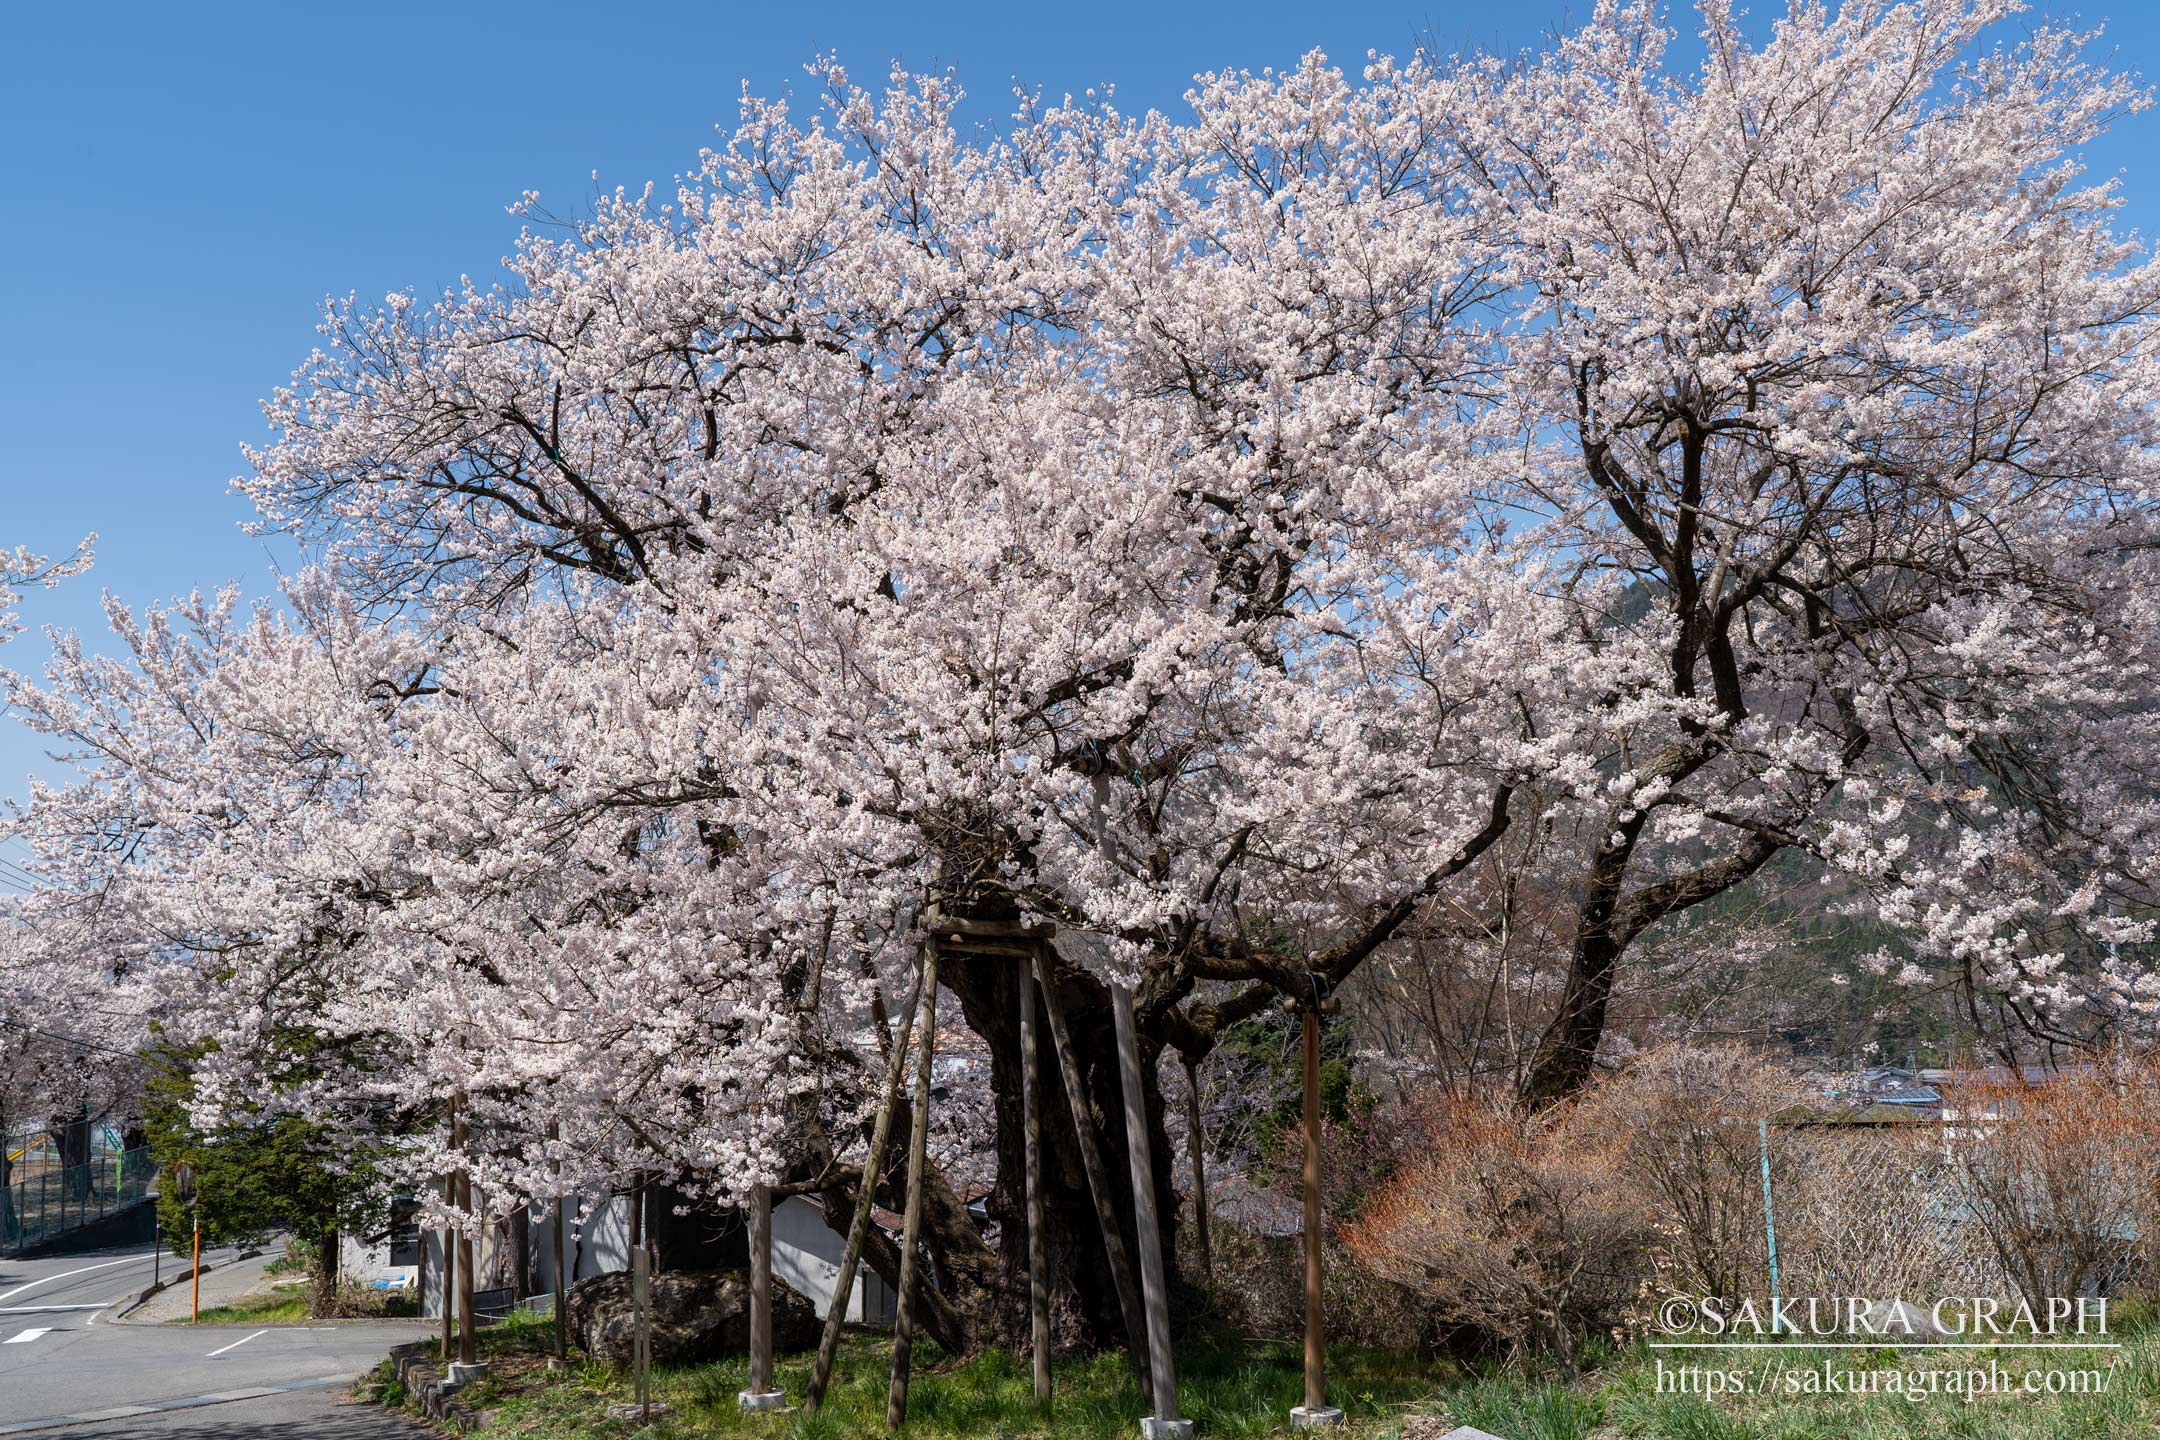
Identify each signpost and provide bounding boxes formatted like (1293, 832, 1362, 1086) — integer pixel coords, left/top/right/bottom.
(170, 1160, 200, 1325)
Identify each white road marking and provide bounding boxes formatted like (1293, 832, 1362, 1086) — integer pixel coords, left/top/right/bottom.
(0, 1252, 151, 1305)
(0, 1371, 359, 1437)
(0, 1304, 103, 1313)
(2, 1328, 51, 1344)
(205, 1328, 269, 1358)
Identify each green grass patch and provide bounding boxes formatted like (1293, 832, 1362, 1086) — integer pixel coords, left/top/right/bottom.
(182, 1289, 312, 1325)
(388, 1324, 1452, 1440)
(367, 1311, 2160, 1440)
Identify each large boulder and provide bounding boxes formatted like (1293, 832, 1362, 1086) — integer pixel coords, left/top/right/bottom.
(566, 1267, 820, 1369)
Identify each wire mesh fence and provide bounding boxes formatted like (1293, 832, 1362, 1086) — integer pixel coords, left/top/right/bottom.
(1765, 1115, 2151, 1310)
(1771, 1124, 2017, 1302)
(0, 1141, 155, 1254)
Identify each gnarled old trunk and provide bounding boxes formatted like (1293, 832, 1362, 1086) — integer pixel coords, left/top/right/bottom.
(938, 946, 1184, 1355)
(795, 946, 1184, 1360)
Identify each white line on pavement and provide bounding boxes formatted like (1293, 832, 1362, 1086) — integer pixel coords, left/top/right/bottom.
(0, 1252, 151, 1305)
(0, 1304, 104, 1312)
(0, 1372, 361, 1437)
(205, 1328, 269, 1358)
(1, 1329, 51, 1345)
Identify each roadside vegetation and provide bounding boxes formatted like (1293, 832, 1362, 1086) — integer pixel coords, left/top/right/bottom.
(160, 1235, 418, 1324)
(366, 1306, 2160, 1440)
(372, 1320, 1450, 1440)
(189, 1290, 312, 1326)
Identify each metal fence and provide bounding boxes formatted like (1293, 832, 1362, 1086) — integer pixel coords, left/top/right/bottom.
(1759, 1120, 2148, 1307)
(0, 1143, 155, 1254)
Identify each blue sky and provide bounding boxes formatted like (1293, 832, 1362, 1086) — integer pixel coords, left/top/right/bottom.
(4, 0, 2159, 805)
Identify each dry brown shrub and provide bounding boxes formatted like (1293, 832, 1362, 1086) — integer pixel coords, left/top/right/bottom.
(1341, 1093, 1651, 1375)
(1584, 1043, 1801, 1303)
(1940, 1055, 2160, 1309)
(1181, 1112, 1445, 1351)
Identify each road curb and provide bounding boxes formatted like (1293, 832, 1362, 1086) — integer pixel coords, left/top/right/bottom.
(111, 1246, 271, 1323)
(384, 1340, 486, 1431)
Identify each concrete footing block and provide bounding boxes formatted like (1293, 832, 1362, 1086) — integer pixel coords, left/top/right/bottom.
(1291, 1405, 1346, 1429)
(1140, 1418, 1194, 1440)
(739, 1389, 790, 1413)
(606, 1401, 674, 1423)
(1440, 1427, 1511, 1440)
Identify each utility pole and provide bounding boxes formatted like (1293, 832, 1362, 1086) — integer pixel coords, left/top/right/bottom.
(440, 1095, 456, 1363)
(453, 1101, 477, 1371)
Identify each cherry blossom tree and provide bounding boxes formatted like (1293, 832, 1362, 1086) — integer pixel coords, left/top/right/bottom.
(6, 0, 2160, 1358)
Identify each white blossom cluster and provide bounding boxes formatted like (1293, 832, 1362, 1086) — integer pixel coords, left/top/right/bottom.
(5, 0, 2160, 1224)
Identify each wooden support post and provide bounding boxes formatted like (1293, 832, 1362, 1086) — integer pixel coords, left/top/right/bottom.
(548, 1119, 567, 1367)
(1033, 946, 1152, 1385)
(886, 936, 941, 1432)
(749, 1185, 773, 1393)
(1019, 956, 1052, 1406)
(631, 1175, 651, 1423)
(741, 1182, 786, 1410)
(805, 958, 929, 1413)
(1183, 1057, 1213, 1285)
(454, 1102, 477, 1369)
(632, 1237, 652, 1421)
(1112, 983, 1184, 1438)
(440, 1096, 456, 1362)
(1290, 1002, 1341, 1429)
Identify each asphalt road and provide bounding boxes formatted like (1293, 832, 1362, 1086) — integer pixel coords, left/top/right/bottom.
(0, 1244, 429, 1436)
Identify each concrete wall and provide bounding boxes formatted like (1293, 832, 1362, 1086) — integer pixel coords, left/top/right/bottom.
(773, 1195, 894, 1326)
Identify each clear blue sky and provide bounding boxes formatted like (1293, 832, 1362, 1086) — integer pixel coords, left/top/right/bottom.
(4, 1, 2158, 804)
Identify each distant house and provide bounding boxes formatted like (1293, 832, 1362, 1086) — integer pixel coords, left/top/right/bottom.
(340, 1196, 422, 1292)
(1819, 1064, 1945, 1117)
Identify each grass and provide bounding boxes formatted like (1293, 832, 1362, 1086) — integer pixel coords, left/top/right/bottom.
(184, 1288, 313, 1325)
(1584, 1316, 2160, 1440)
(366, 1308, 2160, 1440)
(381, 1317, 1449, 1440)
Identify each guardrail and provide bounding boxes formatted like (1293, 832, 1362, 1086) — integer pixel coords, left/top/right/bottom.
(0, 1144, 155, 1253)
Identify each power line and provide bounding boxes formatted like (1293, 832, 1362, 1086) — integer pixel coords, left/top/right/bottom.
(0, 1016, 137, 1059)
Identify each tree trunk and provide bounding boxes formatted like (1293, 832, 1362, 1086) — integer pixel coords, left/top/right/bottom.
(938, 946, 1184, 1354)
(50, 1114, 92, 1202)
(316, 1226, 341, 1314)
(0, 1103, 15, 1245)
(509, 1206, 533, 1300)
(793, 942, 1188, 1363)
(1521, 926, 1620, 1106)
